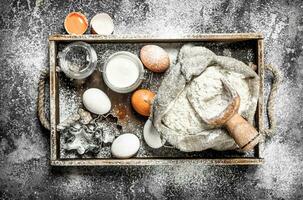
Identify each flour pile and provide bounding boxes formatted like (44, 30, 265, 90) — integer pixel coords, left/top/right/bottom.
(151, 44, 260, 152)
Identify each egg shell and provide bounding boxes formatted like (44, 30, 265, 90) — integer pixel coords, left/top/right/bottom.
(91, 13, 114, 35)
(143, 119, 163, 149)
(82, 88, 111, 115)
(111, 133, 140, 158)
(64, 12, 88, 35)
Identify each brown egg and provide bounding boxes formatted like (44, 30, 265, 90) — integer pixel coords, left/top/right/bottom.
(131, 89, 156, 116)
(140, 45, 170, 73)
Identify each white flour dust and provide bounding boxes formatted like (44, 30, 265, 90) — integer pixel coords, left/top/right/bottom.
(59, 173, 93, 197)
(7, 134, 45, 164)
(0, 0, 302, 198)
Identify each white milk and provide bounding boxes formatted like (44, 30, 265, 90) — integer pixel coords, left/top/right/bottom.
(105, 55, 140, 88)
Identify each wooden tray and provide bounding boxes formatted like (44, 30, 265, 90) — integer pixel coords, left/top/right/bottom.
(48, 33, 265, 166)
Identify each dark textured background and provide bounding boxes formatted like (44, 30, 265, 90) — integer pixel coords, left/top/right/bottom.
(1, 0, 303, 199)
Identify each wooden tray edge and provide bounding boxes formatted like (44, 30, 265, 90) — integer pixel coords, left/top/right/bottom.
(48, 33, 264, 42)
(50, 158, 264, 166)
(49, 33, 266, 166)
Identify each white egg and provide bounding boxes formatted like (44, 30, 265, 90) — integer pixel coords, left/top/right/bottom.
(111, 133, 140, 158)
(82, 88, 111, 115)
(143, 119, 163, 148)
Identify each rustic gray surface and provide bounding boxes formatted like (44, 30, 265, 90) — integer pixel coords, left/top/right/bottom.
(0, 0, 303, 199)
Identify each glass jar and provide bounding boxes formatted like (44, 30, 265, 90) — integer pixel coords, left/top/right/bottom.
(103, 51, 145, 93)
(58, 41, 97, 79)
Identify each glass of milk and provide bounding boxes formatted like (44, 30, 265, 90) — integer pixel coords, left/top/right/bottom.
(103, 51, 144, 93)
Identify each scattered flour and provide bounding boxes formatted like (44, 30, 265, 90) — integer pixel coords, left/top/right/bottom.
(0, 0, 302, 199)
(7, 134, 45, 163)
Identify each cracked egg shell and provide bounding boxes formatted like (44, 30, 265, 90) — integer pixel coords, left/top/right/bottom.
(82, 88, 111, 115)
(143, 119, 163, 149)
(64, 12, 88, 35)
(91, 13, 114, 35)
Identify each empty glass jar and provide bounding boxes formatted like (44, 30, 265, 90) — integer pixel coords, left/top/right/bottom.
(58, 41, 97, 79)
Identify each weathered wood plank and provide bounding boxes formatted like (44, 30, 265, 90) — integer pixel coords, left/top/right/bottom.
(51, 158, 264, 166)
(257, 38, 265, 159)
(49, 41, 59, 161)
(49, 33, 263, 42)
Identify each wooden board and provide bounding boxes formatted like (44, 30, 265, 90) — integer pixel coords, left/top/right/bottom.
(49, 33, 265, 166)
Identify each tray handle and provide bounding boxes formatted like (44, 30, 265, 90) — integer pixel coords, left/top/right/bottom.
(262, 64, 283, 137)
(37, 68, 50, 130)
